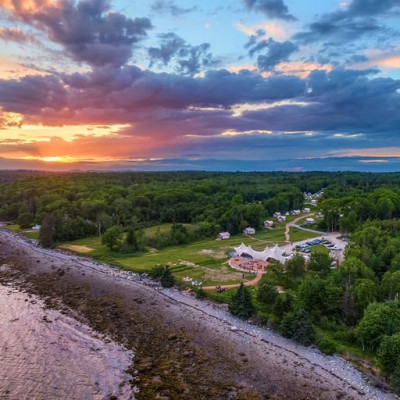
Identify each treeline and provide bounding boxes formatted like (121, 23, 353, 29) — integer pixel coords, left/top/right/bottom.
(0, 171, 310, 245)
(319, 187, 400, 233)
(2, 170, 400, 247)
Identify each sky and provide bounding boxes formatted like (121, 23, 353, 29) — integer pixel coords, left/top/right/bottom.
(0, 0, 399, 172)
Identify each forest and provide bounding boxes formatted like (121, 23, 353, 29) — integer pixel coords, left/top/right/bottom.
(2, 170, 400, 390)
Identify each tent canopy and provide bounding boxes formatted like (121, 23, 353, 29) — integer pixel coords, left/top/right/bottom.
(234, 243, 288, 263)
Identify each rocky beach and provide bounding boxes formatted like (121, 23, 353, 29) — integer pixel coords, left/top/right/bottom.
(0, 228, 397, 400)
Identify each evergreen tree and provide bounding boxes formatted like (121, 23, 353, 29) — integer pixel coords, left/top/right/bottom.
(273, 291, 294, 319)
(292, 309, 314, 346)
(281, 309, 314, 346)
(160, 266, 175, 288)
(229, 282, 255, 320)
(39, 214, 56, 248)
(120, 227, 139, 253)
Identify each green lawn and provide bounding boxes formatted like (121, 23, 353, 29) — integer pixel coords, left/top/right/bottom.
(57, 223, 295, 286)
(5, 224, 23, 232)
(290, 227, 319, 242)
(311, 244, 330, 254)
(59, 233, 257, 285)
(252, 227, 286, 243)
(5, 224, 39, 240)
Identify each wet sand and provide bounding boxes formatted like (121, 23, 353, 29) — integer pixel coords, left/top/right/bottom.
(0, 228, 397, 400)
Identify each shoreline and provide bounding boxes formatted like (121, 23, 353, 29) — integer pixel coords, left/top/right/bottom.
(0, 228, 397, 400)
(0, 281, 134, 400)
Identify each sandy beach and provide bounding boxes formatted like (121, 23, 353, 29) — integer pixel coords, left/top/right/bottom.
(0, 228, 397, 400)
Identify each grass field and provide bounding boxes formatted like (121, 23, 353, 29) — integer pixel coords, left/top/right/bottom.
(289, 227, 319, 242)
(57, 225, 291, 286)
(252, 227, 286, 243)
(310, 244, 330, 254)
(5, 224, 39, 240)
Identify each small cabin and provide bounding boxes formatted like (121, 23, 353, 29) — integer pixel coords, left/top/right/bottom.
(277, 216, 286, 223)
(243, 227, 256, 235)
(217, 232, 230, 240)
(264, 220, 274, 228)
(291, 210, 300, 216)
(305, 218, 315, 225)
(273, 212, 281, 218)
(32, 224, 41, 231)
(311, 199, 318, 205)
(303, 207, 311, 213)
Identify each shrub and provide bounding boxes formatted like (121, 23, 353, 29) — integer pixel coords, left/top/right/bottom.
(160, 266, 175, 288)
(149, 264, 165, 279)
(318, 336, 338, 355)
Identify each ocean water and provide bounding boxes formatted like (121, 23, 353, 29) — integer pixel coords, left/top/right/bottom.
(0, 283, 135, 400)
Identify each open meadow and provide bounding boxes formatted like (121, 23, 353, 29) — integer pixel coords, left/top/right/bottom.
(58, 226, 288, 286)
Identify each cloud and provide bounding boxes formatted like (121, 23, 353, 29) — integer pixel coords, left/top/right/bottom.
(243, 0, 295, 21)
(150, 0, 197, 16)
(1, 65, 399, 144)
(0, 0, 152, 67)
(0, 27, 37, 44)
(294, 17, 380, 44)
(148, 33, 217, 76)
(236, 21, 292, 41)
(347, 0, 400, 16)
(246, 37, 298, 71)
(294, 0, 399, 44)
(350, 50, 400, 70)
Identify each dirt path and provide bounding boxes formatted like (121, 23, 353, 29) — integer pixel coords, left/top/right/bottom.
(284, 213, 315, 242)
(0, 227, 396, 400)
(202, 272, 262, 291)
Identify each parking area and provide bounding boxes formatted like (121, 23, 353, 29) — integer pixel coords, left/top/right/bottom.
(282, 234, 349, 263)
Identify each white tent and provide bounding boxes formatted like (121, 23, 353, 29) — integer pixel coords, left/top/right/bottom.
(233, 243, 288, 263)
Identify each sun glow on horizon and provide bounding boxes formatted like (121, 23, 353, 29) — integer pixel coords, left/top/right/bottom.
(41, 156, 62, 162)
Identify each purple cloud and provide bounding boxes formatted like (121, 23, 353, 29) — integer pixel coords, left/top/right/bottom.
(2, 0, 152, 67)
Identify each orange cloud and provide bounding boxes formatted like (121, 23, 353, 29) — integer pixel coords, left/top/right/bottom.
(352, 50, 400, 70)
(0, 59, 48, 79)
(235, 21, 292, 41)
(227, 60, 332, 78)
(335, 148, 400, 157)
(275, 61, 332, 78)
(0, 0, 55, 14)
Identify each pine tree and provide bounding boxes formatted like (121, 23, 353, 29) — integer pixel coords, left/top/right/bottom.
(292, 309, 314, 346)
(229, 282, 255, 320)
(39, 214, 56, 248)
(160, 266, 175, 288)
(125, 228, 138, 250)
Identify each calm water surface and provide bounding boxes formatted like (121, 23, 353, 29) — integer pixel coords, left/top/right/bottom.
(0, 283, 135, 400)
